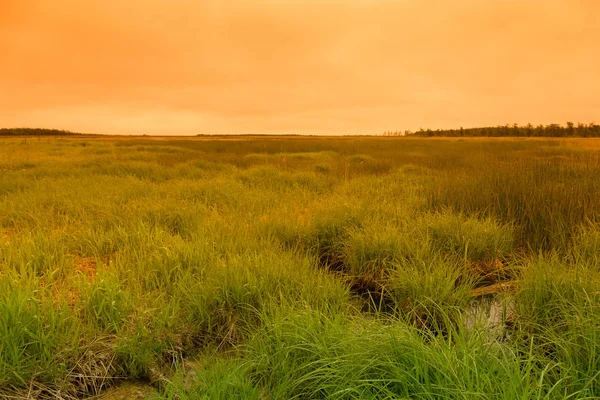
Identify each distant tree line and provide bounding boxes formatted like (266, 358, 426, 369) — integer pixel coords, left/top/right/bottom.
(383, 122, 600, 137)
(0, 128, 81, 136)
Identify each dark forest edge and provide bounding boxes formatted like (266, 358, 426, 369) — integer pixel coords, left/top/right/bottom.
(0, 128, 82, 136)
(384, 122, 600, 137)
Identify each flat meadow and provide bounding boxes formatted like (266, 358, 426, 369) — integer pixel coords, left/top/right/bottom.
(1, 135, 599, 399)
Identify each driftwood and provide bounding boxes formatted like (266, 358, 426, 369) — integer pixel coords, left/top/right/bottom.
(470, 281, 516, 298)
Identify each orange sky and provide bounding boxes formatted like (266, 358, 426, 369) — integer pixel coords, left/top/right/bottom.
(1, 0, 599, 135)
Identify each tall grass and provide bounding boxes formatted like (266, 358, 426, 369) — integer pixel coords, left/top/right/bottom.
(1, 136, 600, 398)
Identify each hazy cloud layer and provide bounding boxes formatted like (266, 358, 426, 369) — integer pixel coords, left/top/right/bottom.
(1, 0, 599, 134)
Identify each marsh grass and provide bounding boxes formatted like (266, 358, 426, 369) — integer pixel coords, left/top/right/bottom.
(1, 136, 600, 398)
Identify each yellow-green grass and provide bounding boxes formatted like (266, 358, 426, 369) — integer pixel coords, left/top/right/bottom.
(1, 136, 599, 399)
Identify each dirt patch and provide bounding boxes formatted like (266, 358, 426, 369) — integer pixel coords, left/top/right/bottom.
(71, 254, 116, 279)
(73, 256, 99, 280)
(49, 285, 81, 311)
(0, 228, 16, 245)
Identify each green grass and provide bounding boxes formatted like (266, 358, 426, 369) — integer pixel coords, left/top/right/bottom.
(1, 136, 600, 398)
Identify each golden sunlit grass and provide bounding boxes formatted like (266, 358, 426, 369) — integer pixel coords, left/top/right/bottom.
(1, 136, 599, 399)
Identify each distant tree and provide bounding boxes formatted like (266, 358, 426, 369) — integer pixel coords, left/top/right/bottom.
(406, 122, 600, 138)
(0, 128, 81, 136)
(525, 123, 534, 137)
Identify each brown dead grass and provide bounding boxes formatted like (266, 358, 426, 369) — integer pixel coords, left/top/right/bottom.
(0, 336, 122, 400)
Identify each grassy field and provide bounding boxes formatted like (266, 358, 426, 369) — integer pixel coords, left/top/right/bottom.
(1, 136, 599, 399)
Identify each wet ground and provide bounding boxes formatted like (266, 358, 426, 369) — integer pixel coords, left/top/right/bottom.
(90, 298, 513, 400)
(92, 360, 203, 400)
(94, 382, 156, 400)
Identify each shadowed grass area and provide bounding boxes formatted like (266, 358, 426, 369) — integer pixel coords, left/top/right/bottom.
(1, 136, 600, 398)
